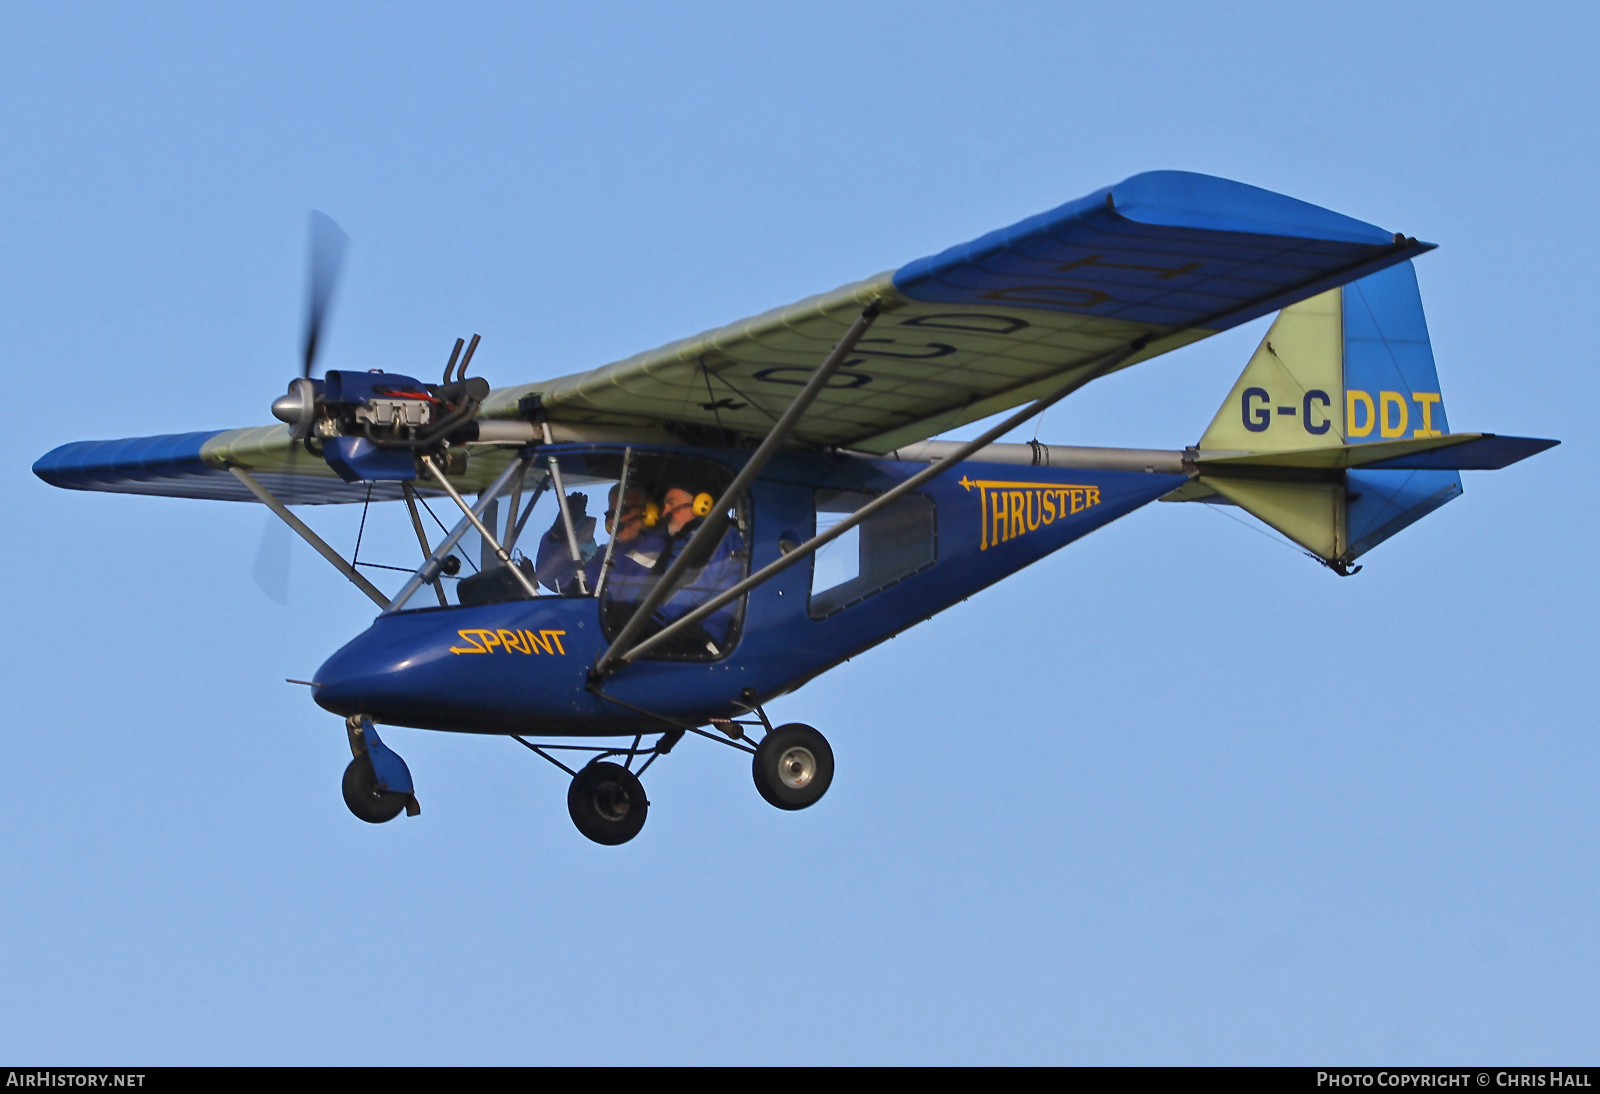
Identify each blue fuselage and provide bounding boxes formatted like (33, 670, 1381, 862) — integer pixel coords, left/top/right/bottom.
(312, 449, 1183, 735)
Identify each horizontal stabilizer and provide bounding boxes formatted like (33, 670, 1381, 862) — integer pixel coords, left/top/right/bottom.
(1196, 433, 1558, 473)
(1358, 433, 1558, 471)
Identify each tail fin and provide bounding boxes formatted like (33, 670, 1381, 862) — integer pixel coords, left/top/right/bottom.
(1177, 262, 1554, 570)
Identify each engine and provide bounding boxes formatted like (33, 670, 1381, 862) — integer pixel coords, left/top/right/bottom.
(271, 369, 496, 483)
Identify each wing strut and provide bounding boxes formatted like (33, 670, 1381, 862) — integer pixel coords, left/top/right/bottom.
(604, 337, 1147, 671)
(538, 419, 590, 595)
(419, 454, 541, 601)
(386, 453, 535, 613)
(400, 482, 450, 608)
(227, 466, 391, 609)
(592, 446, 634, 602)
(594, 300, 883, 675)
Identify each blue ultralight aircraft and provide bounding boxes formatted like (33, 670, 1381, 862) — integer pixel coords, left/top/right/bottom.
(34, 171, 1557, 844)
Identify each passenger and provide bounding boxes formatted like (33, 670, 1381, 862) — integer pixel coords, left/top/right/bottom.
(661, 486, 702, 538)
(651, 484, 745, 652)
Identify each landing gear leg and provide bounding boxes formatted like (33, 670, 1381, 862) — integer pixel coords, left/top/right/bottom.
(752, 723, 833, 810)
(342, 715, 420, 824)
(511, 730, 676, 845)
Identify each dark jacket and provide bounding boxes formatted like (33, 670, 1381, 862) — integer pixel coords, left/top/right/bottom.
(536, 525, 668, 598)
(651, 519, 746, 648)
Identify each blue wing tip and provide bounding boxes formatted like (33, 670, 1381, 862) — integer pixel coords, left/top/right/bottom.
(1108, 170, 1400, 245)
(32, 431, 223, 489)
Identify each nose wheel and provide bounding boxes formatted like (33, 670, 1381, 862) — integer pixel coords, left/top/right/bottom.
(567, 761, 650, 845)
(752, 723, 833, 810)
(342, 754, 411, 824)
(340, 715, 419, 824)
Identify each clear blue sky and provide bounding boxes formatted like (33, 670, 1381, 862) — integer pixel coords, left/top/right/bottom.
(1, 1, 1594, 1065)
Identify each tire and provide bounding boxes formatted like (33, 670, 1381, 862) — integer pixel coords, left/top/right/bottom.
(342, 754, 408, 824)
(752, 723, 834, 810)
(567, 761, 649, 845)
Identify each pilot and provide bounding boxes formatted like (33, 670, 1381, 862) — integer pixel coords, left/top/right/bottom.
(536, 484, 666, 597)
(650, 483, 745, 652)
(533, 491, 598, 594)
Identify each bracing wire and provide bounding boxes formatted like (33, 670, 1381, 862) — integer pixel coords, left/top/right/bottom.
(1198, 498, 1323, 563)
(351, 483, 373, 566)
(417, 493, 479, 574)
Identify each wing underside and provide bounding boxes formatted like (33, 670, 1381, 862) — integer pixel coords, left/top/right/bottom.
(484, 171, 1428, 454)
(33, 427, 521, 505)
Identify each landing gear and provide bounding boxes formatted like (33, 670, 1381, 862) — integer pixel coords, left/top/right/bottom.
(342, 754, 410, 824)
(752, 722, 833, 810)
(567, 761, 649, 845)
(507, 708, 832, 841)
(341, 715, 419, 824)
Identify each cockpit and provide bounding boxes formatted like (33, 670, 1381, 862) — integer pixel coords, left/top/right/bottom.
(423, 448, 751, 661)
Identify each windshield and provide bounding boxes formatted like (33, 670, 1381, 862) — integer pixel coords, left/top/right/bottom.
(453, 449, 751, 660)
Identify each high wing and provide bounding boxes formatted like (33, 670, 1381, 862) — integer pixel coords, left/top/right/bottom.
(482, 170, 1430, 454)
(35, 170, 1429, 503)
(33, 425, 523, 504)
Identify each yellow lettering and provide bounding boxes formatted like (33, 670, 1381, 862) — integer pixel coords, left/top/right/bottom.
(525, 630, 553, 655)
(1379, 391, 1408, 437)
(498, 629, 526, 654)
(449, 629, 489, 654)
(1008, 491, 1026, 540)
(969, 480, 1106, 547)
(1347, 389, 1375, 437)
(540, 629, 567, 655)
(1411, 392, 1443, 437)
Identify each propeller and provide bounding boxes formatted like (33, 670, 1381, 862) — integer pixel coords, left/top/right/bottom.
(268, 214, 489, 447)
(251, 513, 292, 606)
(302, 210, 349, 379)
(273, 211, 349, 439)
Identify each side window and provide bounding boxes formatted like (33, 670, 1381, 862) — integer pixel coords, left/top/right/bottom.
(809, 490, 936, 618)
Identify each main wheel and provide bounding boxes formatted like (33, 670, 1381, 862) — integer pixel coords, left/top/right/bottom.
(567, 761, 649, 845)
(752, 723, 834, 810)
(342, 754, 408, 824)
